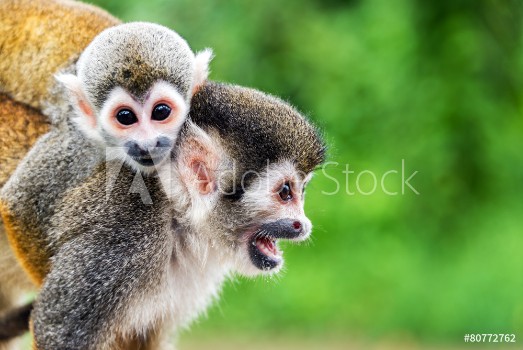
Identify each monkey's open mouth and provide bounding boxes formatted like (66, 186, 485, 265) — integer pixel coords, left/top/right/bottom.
(247, 219, 304, 271)
(249, 236, 283, 271)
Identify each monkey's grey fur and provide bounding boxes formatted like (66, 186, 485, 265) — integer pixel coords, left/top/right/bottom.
(34, 163, 172, 348)
(191, 82, 325, 177)
(77, 22, 197, 110)
(1, 82, 326, 349)
(1, 108, 101, 280)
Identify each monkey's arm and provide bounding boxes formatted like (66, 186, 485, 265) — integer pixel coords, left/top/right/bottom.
(33, 233, 169, 349)
(32, 165, 173, 349)
(0, 123, 101, 284)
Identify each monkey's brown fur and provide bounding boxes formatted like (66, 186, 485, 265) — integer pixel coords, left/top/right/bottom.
(0, 95, 49, 284)
(0, 94, 49, 187)
(0, 0, 119, 110)
(0, 203, 48, 286)
(0, 95, 51, 286)
(0, 95, 46, 349)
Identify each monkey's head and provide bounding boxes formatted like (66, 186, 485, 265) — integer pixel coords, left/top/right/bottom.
(56, 22, 213, 174)
(162, 82, 326, 275)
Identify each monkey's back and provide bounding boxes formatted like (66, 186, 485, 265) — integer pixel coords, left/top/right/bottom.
(0, 0, 120, 109)
(0, 94, 50, 187)
(0, 119, 102, 284)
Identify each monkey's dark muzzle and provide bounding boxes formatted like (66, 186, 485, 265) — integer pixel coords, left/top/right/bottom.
(132, 154, 166, 166)
(248, 219, 305, 271)
(125, 139, 172, 166)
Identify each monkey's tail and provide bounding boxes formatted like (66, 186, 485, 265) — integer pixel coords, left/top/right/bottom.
(0, 302, 33, 341)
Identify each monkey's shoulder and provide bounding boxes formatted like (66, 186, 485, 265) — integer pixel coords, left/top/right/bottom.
(51, 163, 171, 243)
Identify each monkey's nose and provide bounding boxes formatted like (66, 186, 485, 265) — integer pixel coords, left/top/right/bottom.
(282, 219, 304, 235)
(260, 219, 304, 239)
(124, 142, 148, 157)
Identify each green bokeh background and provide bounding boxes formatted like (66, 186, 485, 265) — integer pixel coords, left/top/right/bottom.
(90, 0, 523, 345)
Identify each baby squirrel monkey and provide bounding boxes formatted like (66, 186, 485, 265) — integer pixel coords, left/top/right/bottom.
(58, 22, 212, 173)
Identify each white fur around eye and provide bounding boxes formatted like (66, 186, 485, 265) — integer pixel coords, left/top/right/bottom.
(240, 160, 313, 230)
(98, 87, 143, 135)
(143, 81, 189, 129)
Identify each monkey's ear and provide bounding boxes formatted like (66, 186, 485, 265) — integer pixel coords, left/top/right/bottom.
(55, 73, 96, 129)
(192, 48, 214, 95)
(178, 123, 221, 195)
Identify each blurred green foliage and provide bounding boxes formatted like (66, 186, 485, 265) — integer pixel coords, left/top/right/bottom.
(90, 0, 523, 344)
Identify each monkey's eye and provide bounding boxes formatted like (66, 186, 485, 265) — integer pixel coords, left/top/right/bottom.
(152, 104, 171, 121)
(278, 182, 293, 202)
(116, 109, 138, 126)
